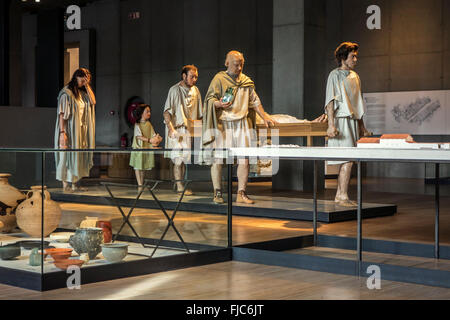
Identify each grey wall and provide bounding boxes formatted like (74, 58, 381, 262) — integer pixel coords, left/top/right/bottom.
(319, 0, 450, 179)
(83, 0, 273, 147)
(16, 0, 273, 148)
(0, 107, 55, 148)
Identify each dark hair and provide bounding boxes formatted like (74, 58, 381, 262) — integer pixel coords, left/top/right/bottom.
(134, 104, 151, 123)
(335, 42, 359, 66)
(67, 68, 91, 99)
(181, 65, 198, 80)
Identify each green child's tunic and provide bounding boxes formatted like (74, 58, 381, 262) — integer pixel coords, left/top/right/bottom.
(129, 121, 156, 170)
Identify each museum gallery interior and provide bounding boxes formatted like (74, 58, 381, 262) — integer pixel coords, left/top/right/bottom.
(0, 0, 450, 299)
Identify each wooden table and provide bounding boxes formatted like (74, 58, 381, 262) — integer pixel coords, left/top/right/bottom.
(190, 121, 328, 147)
(256, 122, 328, 146)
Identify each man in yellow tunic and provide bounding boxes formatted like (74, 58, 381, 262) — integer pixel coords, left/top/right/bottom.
(325, 42, 371, 207)
(202, 51, 276, 204)
(163, 65, 203, 196)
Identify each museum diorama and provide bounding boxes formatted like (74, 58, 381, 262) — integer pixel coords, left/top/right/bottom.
(0, 0, 450, 293)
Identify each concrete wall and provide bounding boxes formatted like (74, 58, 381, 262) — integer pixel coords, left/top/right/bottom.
(321, 0, 450, 178)
(85, 0, 273, 147)
(16, 0, 273, 148)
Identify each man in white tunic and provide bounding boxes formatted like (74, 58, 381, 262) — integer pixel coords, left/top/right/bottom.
(202, 51, 276, 204)
(163, 65, 203, 196)
(325, 42, 371, 206)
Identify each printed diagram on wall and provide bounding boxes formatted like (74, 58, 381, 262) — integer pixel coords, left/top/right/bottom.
(363, 90, 450, 135)
(391, 97, 441, 126)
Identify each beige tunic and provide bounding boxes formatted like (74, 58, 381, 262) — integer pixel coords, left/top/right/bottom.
(219, 85, 261, 121)
(325, 68, 366, 165)
(325, 68, 365, 119)
(54, 87, 95, 183)
(164, 82, 202, 162)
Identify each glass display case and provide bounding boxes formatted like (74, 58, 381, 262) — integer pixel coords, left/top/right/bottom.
(0, 148, 232, 291)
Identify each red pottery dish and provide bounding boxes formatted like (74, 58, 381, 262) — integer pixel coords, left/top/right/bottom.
(45, 248, 73, 260)
(51, 252, 73, 261)
(45, 248, 73, 255)
(53, 259, 84, 270)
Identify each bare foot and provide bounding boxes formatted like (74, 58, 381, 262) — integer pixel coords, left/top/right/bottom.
(335, 199, 358, 207)
(72, 186, 88, 192)
(63, 186, 74, 193)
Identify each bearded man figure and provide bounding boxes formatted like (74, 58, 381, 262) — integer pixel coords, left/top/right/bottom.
(163, 65, 203, 196)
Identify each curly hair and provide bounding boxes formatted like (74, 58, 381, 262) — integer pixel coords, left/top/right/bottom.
(335, 42, 359, 66)
(181, 65, 198, 80)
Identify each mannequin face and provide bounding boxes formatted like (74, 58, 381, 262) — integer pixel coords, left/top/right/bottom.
(77, 76, 88, 88)
(182, 70, 198, 88)
(226, 56, 244, 77)
(143, 107, 151, 121)
(341, 51, 358, 70)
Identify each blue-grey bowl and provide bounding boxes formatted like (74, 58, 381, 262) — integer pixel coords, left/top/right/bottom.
(0, 243, 21, 260)
(101, 243, 128, 263)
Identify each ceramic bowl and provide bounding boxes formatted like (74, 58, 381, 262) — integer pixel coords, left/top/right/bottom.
(0, 243, 21, 260)
(101, 243, 129, 263)
(51, 252, 73, 261)
(45, 248, 73, 260)
(54, 259, 84, 270)
(18, 241, 51, 250)
(50, 232, 74, 243)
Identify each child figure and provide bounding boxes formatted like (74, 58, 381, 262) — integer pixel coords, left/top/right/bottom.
(129, 104, 163, 187)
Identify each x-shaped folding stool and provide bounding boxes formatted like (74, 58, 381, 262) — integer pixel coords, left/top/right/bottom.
(101, 182, 148, 248)
(145, 179, 192, 258)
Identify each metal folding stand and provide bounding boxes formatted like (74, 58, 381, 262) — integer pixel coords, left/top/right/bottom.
(102, 182, 148, 248)
(101, 180, 192, 257)
(145, 179, 192, 257)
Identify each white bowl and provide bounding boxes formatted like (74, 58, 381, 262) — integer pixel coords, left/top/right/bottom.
(50, 232, 75, 243)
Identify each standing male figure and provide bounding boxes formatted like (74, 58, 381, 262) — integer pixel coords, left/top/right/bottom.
(163, 65, 203, 196)
(325, 42, 371, 207)
(202, 50, 276, 205)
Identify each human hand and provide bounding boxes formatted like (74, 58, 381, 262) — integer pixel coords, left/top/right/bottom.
(215, 99, 232, 110)
(263, 116, 277, 128)
(313, 114, 328, 123)
(359, 127, 373, 138)
(59, 133, 69, 149)
(169, 128, 178, 139)
(327, 125, 339, 138)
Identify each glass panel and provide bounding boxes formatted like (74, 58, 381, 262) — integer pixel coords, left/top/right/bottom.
(0, 150, 44, 283)
(42, 149, 229, 274)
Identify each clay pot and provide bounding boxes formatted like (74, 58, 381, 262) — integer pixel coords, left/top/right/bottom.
(80, 216, 98, 229)
(69, 228, 103, 260)
(15, 186, 62, 238)
(54, 259, 84, 270)
(97, 221, 112, 243)
(0, 174, 26, 233)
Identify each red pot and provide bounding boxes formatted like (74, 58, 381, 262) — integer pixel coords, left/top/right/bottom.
(97, 221, 112, 243)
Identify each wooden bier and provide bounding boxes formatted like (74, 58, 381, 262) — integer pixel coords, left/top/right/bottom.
(189, 120, 328, 147)
(256, 122, 328, 146)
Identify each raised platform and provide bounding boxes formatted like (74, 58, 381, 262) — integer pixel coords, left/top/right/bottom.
(50, 186, 396, 223)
